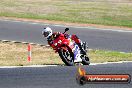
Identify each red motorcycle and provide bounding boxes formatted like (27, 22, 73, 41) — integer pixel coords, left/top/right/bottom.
(51, 28, 90, 66)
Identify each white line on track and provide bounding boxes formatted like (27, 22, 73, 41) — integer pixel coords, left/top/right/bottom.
(0, 65, 58, 68)
(1, 19, 132, 33)
(90, 61, 132, 65)
(0, 61, 132, 68)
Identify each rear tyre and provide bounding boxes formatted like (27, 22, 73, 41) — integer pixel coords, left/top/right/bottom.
(81, 42, 90, 65)
(82, 55, 90, 65)
(58, 46, 74, 66)
(82, 42, 88, 52)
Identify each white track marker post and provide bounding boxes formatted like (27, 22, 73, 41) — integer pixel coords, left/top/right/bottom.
(28, 44, 31, 62)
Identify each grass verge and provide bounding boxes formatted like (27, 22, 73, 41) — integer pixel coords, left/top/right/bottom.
(0, 41, 132, 66)
(0, 0, 132, 27)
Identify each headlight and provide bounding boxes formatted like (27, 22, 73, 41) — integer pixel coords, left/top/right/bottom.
(58, 40, 62, 44)
(54, 43, 57, 46)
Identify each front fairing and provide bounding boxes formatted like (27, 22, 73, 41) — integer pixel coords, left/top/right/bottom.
(51, 33, 70, 52)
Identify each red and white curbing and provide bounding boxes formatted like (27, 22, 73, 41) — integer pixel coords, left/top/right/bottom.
(0, 40, 50, 47)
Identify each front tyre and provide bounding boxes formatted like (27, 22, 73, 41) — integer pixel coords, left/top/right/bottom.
(58, 46, 74, 66)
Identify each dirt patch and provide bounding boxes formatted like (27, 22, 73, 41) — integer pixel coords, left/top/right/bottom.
(1, 17, 132, 30)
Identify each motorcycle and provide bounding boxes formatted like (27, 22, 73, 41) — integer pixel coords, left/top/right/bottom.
(51, 28, 90, 66)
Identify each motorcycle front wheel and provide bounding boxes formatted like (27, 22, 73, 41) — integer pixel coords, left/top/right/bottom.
(58, 46, 74, 66)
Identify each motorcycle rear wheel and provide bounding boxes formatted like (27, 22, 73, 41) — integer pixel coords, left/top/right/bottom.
(82, 55, 90, 65)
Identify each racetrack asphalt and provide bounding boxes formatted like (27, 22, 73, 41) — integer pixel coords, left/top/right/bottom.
(0, 62, 132, 88)
(0, 19, 132, 52)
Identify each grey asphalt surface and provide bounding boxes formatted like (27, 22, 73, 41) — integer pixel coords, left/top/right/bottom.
(0, 20, 132, 52)
(0, 62, 132, 88)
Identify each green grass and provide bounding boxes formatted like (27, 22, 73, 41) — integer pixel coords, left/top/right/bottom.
(0, 41, 132, 66)
(90, 50, 132, 63)
(0, 0, 132, 27)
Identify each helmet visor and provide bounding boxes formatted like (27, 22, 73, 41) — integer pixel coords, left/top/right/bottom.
(44, 32, 50, 37)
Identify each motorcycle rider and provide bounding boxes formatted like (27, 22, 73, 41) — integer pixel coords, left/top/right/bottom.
(42, 27, 86, 55)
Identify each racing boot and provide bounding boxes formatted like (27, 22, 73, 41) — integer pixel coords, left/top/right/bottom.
(77, 43, 86, 55)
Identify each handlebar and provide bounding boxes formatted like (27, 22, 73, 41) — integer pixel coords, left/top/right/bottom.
(63, 28, 69, 34)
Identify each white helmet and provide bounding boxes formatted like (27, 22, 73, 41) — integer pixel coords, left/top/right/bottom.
(42, 27, 52, 38)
